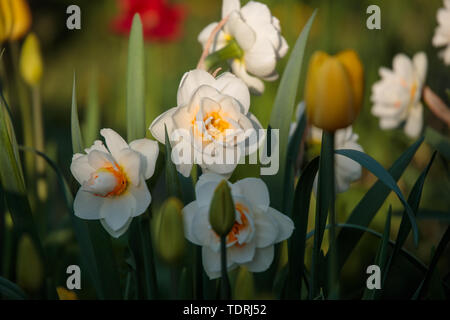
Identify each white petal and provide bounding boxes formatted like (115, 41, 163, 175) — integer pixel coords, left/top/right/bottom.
(195, 175, 223, 208)
(228, 240, 256, 264)
(202, 246, 238, 279)
(234, 178, 270, 211)
(214, 72, 250, 114)
(198, 22, 217, 47)
(278, 36, 289, 58)
(244, 245, 274, 272)
(177, 70, 216, 107)
(149, 107, 177, 144)
(392, 54, 413, 80)
(253, 209, 278, 247)
(227, 12, 256, 52)
(87, 150, 116, 170)
(182, 201, 202, 245)
(85, 140, 108, 154)
(100, 194, 135, 233)
(222, 0, 240, 17)
(128, 180, 151, 217)
(244, 37, 277, 77)
(192, 208, 216, 246)
(100, 217, 133, 239)
(240, 1, 272, 27)
(73, 189, 104, 220)
(404, 103, 423, 138)
(231, 59, 265, 95)
(100, 128, 129, 160)
(115, 148, 142, 186)
(266, 207, 294, 242)
(129, 138, 159, 180)
(413, 52, 427, 84)
(70, 154, 95, 185)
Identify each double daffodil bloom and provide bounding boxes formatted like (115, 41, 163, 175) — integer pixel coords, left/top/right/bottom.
(150, 69, 263, 178)
(371, 52, 427, 138)
(71, 129, 159, 238)
(183, 173, 294, 279)
(0, 0, 31, 42)
(198, 0, 288, 94)
(305, 50, 364, 132)
(432, 0, 450, 65)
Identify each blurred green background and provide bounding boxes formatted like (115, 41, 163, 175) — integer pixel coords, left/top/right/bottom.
(2, 0, 449, 299)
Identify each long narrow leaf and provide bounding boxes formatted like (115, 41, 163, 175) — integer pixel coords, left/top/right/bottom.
(263, 10, 317, 210)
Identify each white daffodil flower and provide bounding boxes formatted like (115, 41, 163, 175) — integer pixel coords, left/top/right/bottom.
(371, 52, 427, 139)
(198, 0, 288, 94)
(182, 173, 294, 279)
(149, 69, 263, 178)
(70, 129, 159, 238)
(433, 0, 450, 65)
(309, 126, 364, 194)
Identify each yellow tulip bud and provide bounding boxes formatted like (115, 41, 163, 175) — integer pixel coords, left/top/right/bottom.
(16, 234, 44, 293)
(305, 50, 364, 132)
(156, 197, 186, 264)
(19, 33, 43, 86)
(0, 0, 31, 42)
(209, 180, 235, 237)
(56, 287, 78, 300)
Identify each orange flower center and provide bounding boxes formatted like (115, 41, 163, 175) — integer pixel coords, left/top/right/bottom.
(95, 165, 128, 197)
(226, 203, 250, 247)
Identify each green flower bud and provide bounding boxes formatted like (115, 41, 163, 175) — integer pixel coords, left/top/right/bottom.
(156, 197, 186, 264)
(19, 33, 43, 86)
(234, 267, 255, 300)
(16, 234, 44, 293)
(209, 180, 235, 237)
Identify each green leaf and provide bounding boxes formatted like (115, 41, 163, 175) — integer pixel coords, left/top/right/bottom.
(328, 137, 424, 274)
(126, 13, 146, 141)
(335, 149, 418, 245)
(263, 10, 317, 210)
(284, 109, 307, 217)
(70, 84, 122, 299)
(284, 157, 319, 299)
(383, 151, 437, 285)
(362, 206, 392, 300)
(71, 73, 84, 154)
(413, 226, 450, 299)
(0, 276, 27, 300)
(83, 69, 100, 146)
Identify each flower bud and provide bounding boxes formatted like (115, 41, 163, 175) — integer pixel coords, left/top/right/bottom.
(209, 179, 235, 237)
(305, 50, 364, 132)
(19, 33, 43, 86)
(16, 234, 44, 293)
(156, 197, 186, 264)
(0, 0, 32, 42)
(234, 267, 255, 300)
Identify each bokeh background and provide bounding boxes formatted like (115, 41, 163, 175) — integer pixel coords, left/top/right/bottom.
(2, 0, 449, 299)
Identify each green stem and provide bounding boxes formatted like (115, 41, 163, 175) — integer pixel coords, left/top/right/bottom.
(194, 245, 203, 299)
(203, 39, 243, 72)
(220, 235, 231, 299)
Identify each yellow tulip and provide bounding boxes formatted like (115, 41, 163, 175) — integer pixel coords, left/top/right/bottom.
(19, 33, 43, 86)
(305, 50, 364, 132)
(0, 0, 32, 42)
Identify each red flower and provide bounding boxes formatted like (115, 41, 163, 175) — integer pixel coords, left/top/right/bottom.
(112, 0, 186, 42)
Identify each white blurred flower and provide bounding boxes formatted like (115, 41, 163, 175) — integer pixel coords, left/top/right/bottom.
(371, 52, 427, 139)
(183, 173, 294, 279)
(307, 126, 363, 194)
(70, 129, 159, 238)
(198, 0, 288, 94)
(432, 0, 450, 65)
(149, 69, 263, 178)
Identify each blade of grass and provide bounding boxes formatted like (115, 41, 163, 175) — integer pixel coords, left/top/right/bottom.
(327, 137, 423, 274)
(362, 206, 392, 300)
(284, 157, 319, 299)
(383, 151, 437, 286)
(263, 10, 317, 210)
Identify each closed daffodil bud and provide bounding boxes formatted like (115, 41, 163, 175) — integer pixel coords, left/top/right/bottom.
(209, 179, 235, 237)
(16, 234, 44, 293)
(19, 33, 43, 86)
(156, 197, 186, 264)
(0, 0, 32, 42)
(305, 50, 364, 132)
